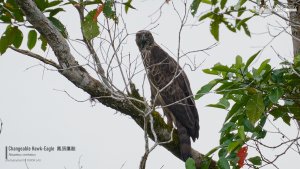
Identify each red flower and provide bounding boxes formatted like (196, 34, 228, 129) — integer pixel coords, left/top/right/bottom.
(237, 146, 248, 168)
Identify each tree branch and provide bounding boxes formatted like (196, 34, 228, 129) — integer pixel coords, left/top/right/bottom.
(73, 2, 110, 87)
(15, 0, 217, 168)
(9, 46, 61, 69)
(287, 0, 300, 55)
(287, 0, 300, 127)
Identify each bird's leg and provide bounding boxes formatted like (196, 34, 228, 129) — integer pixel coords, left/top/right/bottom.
(166, 113, 173, 127)
(163, 109, 174, 127)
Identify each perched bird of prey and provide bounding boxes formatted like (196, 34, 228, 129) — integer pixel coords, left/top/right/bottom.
(135, 30, 199, 160)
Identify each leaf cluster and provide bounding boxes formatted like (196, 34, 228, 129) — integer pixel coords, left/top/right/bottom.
(190, 0, 280, 40)
(196, 52, 300, 168)
(0, 0, 65, 53)
(0, 0, 136, 54)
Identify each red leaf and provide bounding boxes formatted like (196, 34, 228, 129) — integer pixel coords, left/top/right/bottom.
(237, 146, 248, 168)
(93, 5, 103, 21)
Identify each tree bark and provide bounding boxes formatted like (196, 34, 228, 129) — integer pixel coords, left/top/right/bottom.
(287, 0, 300, 127)
(288, 0, 300, 55)
(15, 0, 217, 168)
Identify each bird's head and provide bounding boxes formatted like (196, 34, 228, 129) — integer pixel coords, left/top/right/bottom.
(136, 30, 154, 50)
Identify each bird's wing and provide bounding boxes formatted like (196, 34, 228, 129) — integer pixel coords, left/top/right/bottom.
(149, 45, 199, 140)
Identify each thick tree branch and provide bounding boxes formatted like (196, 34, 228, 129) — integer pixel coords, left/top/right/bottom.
(288, 0, 300, 55)
(287, 0, 300, 127)
(15, 0, 216, 168)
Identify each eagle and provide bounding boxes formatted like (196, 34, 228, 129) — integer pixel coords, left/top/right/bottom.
(135, 30, 199, 160)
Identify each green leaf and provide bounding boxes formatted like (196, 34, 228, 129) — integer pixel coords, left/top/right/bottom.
(227, 141, 241, 153)
(47, 0, 63, 8)
(1, 25, 18, 48)
(223, 20, 236, 33)
(103, 0, 117, 21)
(246, 93, 265, 124)
(268, 88, 284, 103)
(288, 106, 300, 117)
(207, 98, 230, 109)
(248, 156, 262, 165)
(234, 0, 247, 10)
(203, 68, 219, 75)
(220, 122, 235, 132)
(82, 20, 100, 40)
(82, 10, 100, 40)
(3, 25, 17, 45)
(271, 69, 285, 83)
(237, 7, 246, 17)
(216, 82, 236, 93)
(0, 14, 12, 23)
(0, 36, 9, 54)
(282, 113, 291, 125)
(123, 0, 136, 13)
(220, 0, 227, 9)
(199, 12, 214, 21)
(195, 79, 220, 99)
(39, 35, 48, 51)
(205, 146, 220, 157)
(225, 99, 245, 122)
(269, 109, 284, 120)
(27, 30, 37, 50)
(217, 157, 230, 169)
(242, 22, 251, 37)
(185, 158, 196, 169)
(34, 0, 48, 11)
(235, 55, 243, 69)
(238, 126, 245, 140)
(259, 115, 267, 127)
(244, 51, 260, 72)
(202, 0, 211, 4)
(236, 17, 252, 29)
(211, 0, 217, 5)
(210, 19, 220, 41)
(254, 129, 267, 139)
(6, 0, 24, 21)
(48, 17, 68, 38)
(243, 118, 255, 132)
(274, 0, 279, 7)
(82, 0, 102, 6)
(45, 8, 65, 17)
(257, 59, 270, 75)
(293, 54, 300, 67)
(191, 0, 202, 16)
(12, 27, 23, 48)
(212, 64, 237, 73)
(218, 148, 228, 157)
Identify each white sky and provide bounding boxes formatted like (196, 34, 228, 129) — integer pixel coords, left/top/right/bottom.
(0, 1, 299, 169)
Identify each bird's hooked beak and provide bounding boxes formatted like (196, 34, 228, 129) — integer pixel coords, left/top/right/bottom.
(136, 30, 151, 50)
(140, 34, 146, 43)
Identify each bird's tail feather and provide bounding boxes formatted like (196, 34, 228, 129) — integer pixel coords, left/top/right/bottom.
(176, 120, 191, 161)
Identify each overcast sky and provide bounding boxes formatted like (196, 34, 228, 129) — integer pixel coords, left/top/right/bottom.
(0, 1, 299, 169)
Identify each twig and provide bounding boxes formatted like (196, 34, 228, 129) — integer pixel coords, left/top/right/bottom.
(9, 46, 60, 69)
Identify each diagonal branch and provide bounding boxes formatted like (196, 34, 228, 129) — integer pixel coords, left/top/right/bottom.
(9, 46, 61, 69)
(15, 0, 217, 168)
(73, 2, 110, 87)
